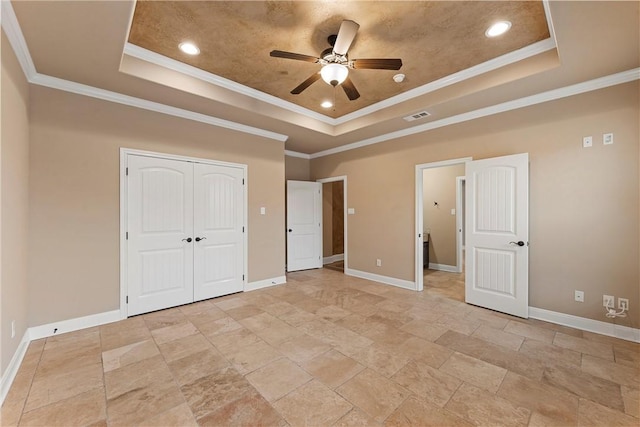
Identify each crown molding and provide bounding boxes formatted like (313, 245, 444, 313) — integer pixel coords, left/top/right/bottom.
(310, 68, 640, 159)
(284, 150, 311, 159)
(1, 0, 37, 79)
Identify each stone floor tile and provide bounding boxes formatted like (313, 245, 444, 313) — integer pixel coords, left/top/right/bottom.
(400, 319, 449, 342)
(391, 359, 462, 407)
(581, 354, 639, 388)
(24, 362, 104, 412)
(385, 395, 473, 427)
(206, 327, 262, 354)
(198, 390, 286, 427)
(213, 295, 248, 311)
(445, 382, 530, 427)
(504, 320, 556, 343)
(348, 344, 410, 378)
(245, 358, 312, 401)
(225, 340, 282, 374)
(225, 304, 265, 321)
(497, 371, 579, 425)
(553, 333, 614, 361)
(142, 307, 188, 331)
(542, 364, 625, 411)
(99, 318, 152, 352)
(336, 369, 410, 423)
(302, 348, 366, 389)
(614, 345, 640, 368)
(184, 306, 227, 327)
(180, 366, 255, 419)
(577, 398, 638, 426)
(519, 338, 582, 368)
(100, 334, 158, 370)
(273, 379, 352, 426)
(150, 321, 199, 345)
(439, 351, 507, 393)
(157, 332, 212, 363)
(19, 388, 106, 427)
(139, 402, 198, 427)
(0, 397, 25, 426)
(43, 327, 100, 351)
(197, 316, 243, 338)
(314, 304, 352, 321)
(277, 334, 332, 363)
(398, 336, 452, 368)
(471, 324, 524, 351)
(167, 348, 229, 386)
(621, 385, 639, 418)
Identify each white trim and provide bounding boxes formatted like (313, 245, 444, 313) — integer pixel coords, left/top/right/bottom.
(529, 307, 640, 343)
(427, 263, 458, 273)
(0, 331, 30, 404)
(346, 268, 415, 291)
(323, 254, 344, 265)
(316, 176, 348, 272)
(311, 68, 640, 158)
(28, 310, 123, 341)
(120, 148, 249, 318)
(285, 150, 311, 160)
(245, 275, 287, 292)
(455, 176, 465, 274)
(415, 158, 472, 292)
(1, 1, 37, 79)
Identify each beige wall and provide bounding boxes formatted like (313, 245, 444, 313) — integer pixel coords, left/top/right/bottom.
(423, 164, 465, 267)
(312, 82, 639, 327)
(1, 32, 30, 373)
(28, 86, 285, 326)
(285, 155, 310, 181)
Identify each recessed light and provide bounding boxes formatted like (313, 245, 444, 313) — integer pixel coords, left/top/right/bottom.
(393, 74, 405, 83)
(485, 21, 512, 38)
(179, 42, 200, 55)
(321, 101, 333, 109)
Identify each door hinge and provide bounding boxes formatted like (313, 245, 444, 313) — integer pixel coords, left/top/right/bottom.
(126, 232, 128, 240)
(242, 226, 245, 233)
(242, 178, 245, 185)
(126, 167, 128, 176)
(126, 296, 128, 304)
(242, 274, 245, 281)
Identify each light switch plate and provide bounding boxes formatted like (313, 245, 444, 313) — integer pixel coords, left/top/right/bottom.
(603, 133, 614, 145)
(583, 136, 593, 148)
(260, 207, 266, 215)
(348, 208, 355, 215)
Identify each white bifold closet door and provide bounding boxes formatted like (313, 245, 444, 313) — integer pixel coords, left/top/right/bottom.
(127, 155, 244, 316)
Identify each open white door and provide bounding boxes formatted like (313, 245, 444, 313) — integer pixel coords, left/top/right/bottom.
(193, 163, 244, 301)
(127, 155, 194, 315)
(287, 180, 322, 272)
(465, 153, 529, 318)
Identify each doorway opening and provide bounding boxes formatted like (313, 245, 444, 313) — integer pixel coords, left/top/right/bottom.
(415, 158, 471, 296)
(317, 176, 347, 273)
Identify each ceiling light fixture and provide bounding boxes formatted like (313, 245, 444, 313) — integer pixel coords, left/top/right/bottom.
(485, 21, 512, 37)
(321, 101, 333, 108)
(320, 63, 348, 86)
(393, 74, 405, 83)
(179, 42, 200, 55)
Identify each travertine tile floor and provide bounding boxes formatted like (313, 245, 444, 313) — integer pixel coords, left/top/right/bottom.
(2, 268, 639, 426)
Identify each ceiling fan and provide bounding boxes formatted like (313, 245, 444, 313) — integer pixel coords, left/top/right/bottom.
(270, 20, 403, 101)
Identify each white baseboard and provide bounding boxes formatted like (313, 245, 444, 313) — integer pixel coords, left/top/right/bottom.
(28, 309, 123, 341)
(428, 263, 459, 273)
(345, 268, 416, 291)
(245, 275, 287, 292)
(529, 307, 640, 343)
(0, 330, 30, 404)
(323, 254, 344, 265)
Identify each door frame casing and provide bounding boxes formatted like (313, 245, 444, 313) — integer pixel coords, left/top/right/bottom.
(415, 157, 472, 291)
(456, 176, 466, 274)
(316, 176, 348, 271)
(119, 148, 248, 318)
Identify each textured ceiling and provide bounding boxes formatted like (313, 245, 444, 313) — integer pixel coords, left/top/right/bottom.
(128, 1, 550, 118)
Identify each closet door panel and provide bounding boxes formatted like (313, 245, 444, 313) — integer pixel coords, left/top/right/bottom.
(193, 163, 244, 301)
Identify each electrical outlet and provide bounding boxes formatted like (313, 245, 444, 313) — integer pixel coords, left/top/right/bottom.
(618, 298, 629, 311)
(11, 320, 15, 339)
(583, 136, 593, 148)
(376, 259, 382, 267)
(603, 295, 615, 309)
(574, 290, 584, 302)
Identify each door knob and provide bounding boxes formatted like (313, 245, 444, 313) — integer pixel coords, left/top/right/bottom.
(195, 237, 206, 242)
(509, 241, 525, 246)
(182, 237, 192, 243)
(288, 229, 292, 232)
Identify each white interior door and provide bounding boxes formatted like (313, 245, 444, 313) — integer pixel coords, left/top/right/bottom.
(287, 180, 322, 272)
(193, 163, 244, 300)
(127, 155, 194, 316)
(465, 153, 529, 318)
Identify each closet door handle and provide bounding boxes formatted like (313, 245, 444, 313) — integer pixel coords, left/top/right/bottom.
(182, 237, 192, 243)
(195, 237, 206, 242)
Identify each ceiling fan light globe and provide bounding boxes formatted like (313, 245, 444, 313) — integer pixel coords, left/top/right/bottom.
(321, 63, 348, 86)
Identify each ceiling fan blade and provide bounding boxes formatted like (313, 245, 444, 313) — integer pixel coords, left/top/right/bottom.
(341, 76, 360, 100)
(291, 73, 322, 94)
(333, 20, 360, 55)
(270, 50, 319, 63)
(352, 58, 403, 70)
